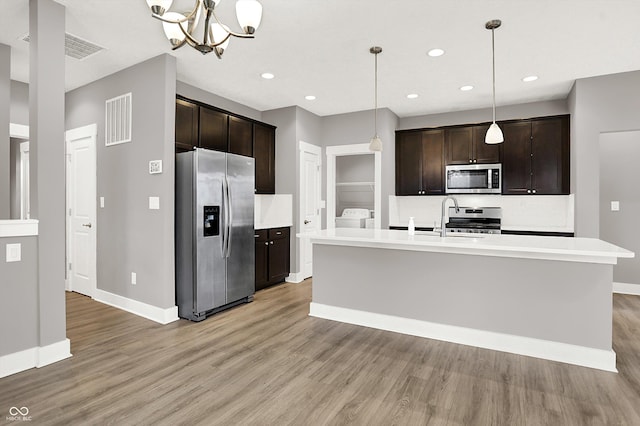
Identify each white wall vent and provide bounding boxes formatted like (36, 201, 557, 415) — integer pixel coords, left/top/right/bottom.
(21, 32, 105, 60)
(105, 93, 132, 146)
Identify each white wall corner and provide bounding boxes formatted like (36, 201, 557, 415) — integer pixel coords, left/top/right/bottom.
(94, 289, 179, 325)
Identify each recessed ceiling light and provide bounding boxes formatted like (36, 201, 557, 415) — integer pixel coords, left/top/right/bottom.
(305, 95, 316, 101)
(407, 93, 419, 99)
(427, 48, 445, 57)
(522, 75, 538, 82)
(460, 85, 474, 91)
(261, 72, 275, 79)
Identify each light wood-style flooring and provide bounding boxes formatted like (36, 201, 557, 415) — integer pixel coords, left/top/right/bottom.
(2, 280, 640, 425)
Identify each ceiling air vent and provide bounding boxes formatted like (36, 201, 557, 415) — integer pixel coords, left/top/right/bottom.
(105, 93, 132, 147)
(21, 32, 104, 60)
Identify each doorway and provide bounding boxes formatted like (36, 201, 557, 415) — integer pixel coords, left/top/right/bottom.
(65, 124, 97, 297)
(326, 143, 381, 229)
(299, 141, 321, 280)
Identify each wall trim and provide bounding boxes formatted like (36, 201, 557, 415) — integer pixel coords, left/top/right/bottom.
(37, 338, 72, 368)
(94, 289, 179, 324)
(9, 123, 29, 139)
(0, 339, 72, 378)
(285, 272, 305, 284)
(613, 282, 640, 296)
(309, 302, 617, 373)
(0, 219, 38, 237)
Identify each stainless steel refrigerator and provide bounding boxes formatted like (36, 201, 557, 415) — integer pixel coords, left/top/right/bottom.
(175, 148, 255, 321)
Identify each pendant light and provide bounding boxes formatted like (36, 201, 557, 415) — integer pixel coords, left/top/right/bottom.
(485, 19, 504, 144)
(369, 46, 383, 152)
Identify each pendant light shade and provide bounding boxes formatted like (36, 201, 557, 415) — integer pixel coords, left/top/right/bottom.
(485, 19, 504, 145)
(369, 46, 383, 152)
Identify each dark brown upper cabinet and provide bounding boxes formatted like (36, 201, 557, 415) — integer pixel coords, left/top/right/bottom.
(396, 129, 445, 195)
(502, 115, 569, 195)
(254, 123, 276, 194)
(175, 99, 199, 152)
(446, 124, 501, 165)
(228, 115, 253, 157)
(199, 106, 228, 152)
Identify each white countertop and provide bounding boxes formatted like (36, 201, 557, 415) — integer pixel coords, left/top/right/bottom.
(0, 220, 39, 238)
(300, 228, 634, 265)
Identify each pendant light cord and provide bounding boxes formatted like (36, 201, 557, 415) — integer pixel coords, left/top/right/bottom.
(374, 51, 378, 137)
(491, 28, 496, 123)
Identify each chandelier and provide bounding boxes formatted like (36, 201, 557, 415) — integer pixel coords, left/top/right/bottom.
(146, 0, 263, 58)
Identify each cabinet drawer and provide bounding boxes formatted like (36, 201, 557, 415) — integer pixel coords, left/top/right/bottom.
(268, 227, 289, 240)
(254, 229, 268, 242)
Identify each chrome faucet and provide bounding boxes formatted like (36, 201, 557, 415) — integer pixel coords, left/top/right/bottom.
(440, 196, 460, 237)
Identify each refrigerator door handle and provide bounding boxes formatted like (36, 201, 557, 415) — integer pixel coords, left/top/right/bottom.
(222, 178, 230, 258)
(225, 175, 234, 258)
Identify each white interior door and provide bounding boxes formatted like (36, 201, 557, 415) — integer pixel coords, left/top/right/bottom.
(19, 141, 30, 219)
(66, 124, 97, 297)
(300, 142, 321, 279)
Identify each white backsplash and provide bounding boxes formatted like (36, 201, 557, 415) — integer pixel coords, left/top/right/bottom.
(389, 194, 575, 232)
(255, 194, 293, 230)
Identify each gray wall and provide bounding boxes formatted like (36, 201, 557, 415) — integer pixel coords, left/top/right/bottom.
(599, 131, 640, 286)
(65, 54, 177, 310)
(569, 70, 640, 238)
(0, 236, 38, 356)
(29, 0, 67, 348)
(263, 106, 302, 274)
(10, 80, 29, 126)
(398, 99, 569, 130)
(321, 107, 398, 229)
(1, 44, 10, 219)
(176, 81, 262, 122)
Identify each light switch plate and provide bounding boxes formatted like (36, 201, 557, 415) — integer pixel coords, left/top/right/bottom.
(611, 201, 620, 211)
(100, 197, 105, 208)
(149, 160, 163, 174)
(149, 196, 160, 210)
(6, 243, 21, 262)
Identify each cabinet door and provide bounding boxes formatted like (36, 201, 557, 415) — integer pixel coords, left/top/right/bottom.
(254, 123, 276, 194)
(268, 228, 290, 283)
(472, 124, 501, 164)
(228, 116, 253, 157)
(255, 230, 269, 291)
(445, 127, 473, 164)
(422, 129, 445, 194)
(531, 117, 569, 195)
(199, 107, 228, 152)
(501, 121, 532, 195)
(175, 99, 198, 152)
(395, 131, 423, 195)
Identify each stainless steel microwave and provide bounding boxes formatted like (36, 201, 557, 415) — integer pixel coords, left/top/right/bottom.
(445, 163, 502, 194)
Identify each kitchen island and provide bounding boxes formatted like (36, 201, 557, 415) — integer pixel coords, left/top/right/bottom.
(303, 228, 633, 372)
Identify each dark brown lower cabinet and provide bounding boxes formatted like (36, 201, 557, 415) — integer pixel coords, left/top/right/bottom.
(255, 227, 290, 291)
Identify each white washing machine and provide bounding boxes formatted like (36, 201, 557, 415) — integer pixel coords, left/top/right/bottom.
(335, 208, 371, 228)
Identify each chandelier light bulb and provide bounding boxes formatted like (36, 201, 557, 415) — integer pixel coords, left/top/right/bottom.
(236, 0, 263, 34)
(147, 0, 173, 15)
(162, 12, 187, 46)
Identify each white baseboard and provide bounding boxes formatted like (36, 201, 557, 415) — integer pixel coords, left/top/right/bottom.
(1, 339, 72, 378)
(37, 338, 72, 368)
(94, 289, 179, 325)
(613, 282, 640, 296)
(285, 272, 306, 284)
(309, 302, 617, 373)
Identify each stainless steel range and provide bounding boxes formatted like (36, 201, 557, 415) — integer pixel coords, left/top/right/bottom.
(445, 207, 502, 234)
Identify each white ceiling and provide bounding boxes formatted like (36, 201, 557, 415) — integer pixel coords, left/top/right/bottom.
(2, 0, 640, 118)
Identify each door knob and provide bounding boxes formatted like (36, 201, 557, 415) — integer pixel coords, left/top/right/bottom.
(304, 220, 311, 224)
(82, 223, 92, 228)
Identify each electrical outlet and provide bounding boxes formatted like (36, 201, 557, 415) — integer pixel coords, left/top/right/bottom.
(6, 243, 22, 262)
(149, 196, 160, 210)
(131, 272, 137, 285)
(149, 160, 163, 174)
